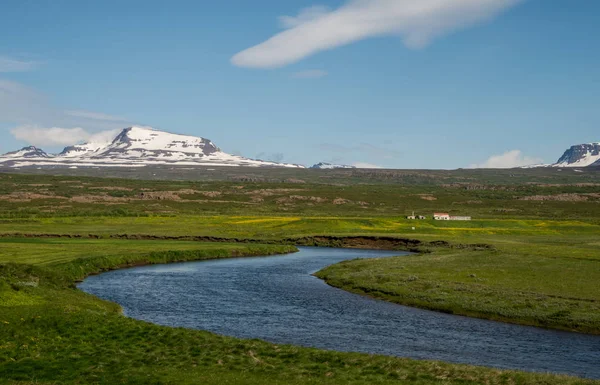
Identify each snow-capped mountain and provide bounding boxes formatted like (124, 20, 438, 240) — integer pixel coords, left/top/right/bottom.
(310, 162, 356, 169)
(2, 146, 51, 159)
(59, 142, 108, 158)
(552, 143, 600, 168)
(0, 126, 304, 168)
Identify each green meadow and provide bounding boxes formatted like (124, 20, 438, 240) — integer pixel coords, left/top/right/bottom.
(1, 170, 599, 384)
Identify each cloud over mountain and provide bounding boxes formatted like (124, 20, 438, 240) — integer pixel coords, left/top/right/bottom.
(10, 125, 121, 147)
(470, 150, 543, 168)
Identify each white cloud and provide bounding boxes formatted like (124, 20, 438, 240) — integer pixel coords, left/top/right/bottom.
(10, 125, 120, 147)
(353, 162, 384, 169)
(0, 56, 39, 72)
(292, 69, 328, 79)
(0, 78, 136, 145)
(232, 0, 524, 69)
(469, 150, 543, 169)
(279, 6, 331, 29)
(87, 129, 122, 144)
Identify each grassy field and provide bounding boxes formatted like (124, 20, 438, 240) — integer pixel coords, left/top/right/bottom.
(3, 238, 593, 384)
(2, 215, 597, 333)
(2, 171, 600, 220)
(1, 171, 599, 383)
(316, 238, 600, 334)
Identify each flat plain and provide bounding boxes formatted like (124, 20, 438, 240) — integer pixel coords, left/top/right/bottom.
(1, 167, 599, 384)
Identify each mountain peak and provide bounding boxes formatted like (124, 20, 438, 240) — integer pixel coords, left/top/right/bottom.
(105, 126, 220, 156)
(3, 146, 51, 159)
(553, 143, 600, 167)
(0, 126, 304, 169)
(311, 162, 356, 169)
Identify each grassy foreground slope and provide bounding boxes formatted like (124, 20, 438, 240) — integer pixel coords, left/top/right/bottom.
(3, 239, 592, 385)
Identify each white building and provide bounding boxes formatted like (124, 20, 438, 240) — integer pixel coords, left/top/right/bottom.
(434, 213, 472, 221)
(450, 216, 472, 221)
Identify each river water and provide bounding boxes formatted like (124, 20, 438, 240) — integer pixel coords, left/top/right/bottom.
(79, 247, 600, 378)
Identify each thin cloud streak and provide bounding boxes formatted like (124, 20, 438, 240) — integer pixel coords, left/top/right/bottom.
(10, 125, 121, 147)
(292, 70, 328, 79)
(65, 110, 130, 123)
(0, 79, 56, 124)
(1, 78, 137, 147)
(0, 56, 39, 72)
(279, 6, 331, 29)
(232, 0, 525, 69)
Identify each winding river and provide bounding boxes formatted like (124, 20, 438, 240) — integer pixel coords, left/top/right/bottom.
(79, 247, 600, 379)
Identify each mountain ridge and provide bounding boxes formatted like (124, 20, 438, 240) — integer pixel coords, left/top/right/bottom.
(551, 143, 600, 168)
(2, 129, 599, 169)
(0, 126, 304, 169)
(310, 162, 356, 169)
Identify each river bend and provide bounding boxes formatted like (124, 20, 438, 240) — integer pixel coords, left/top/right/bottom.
(79, 247, 600, 379)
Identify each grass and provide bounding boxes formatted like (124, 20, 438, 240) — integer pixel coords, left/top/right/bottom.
(0, 238, 280, 266)
(3, 239, 594, 384)
(1, 216, 599, 239)
(1, 171, 599, 383)
(2, 171, 600, 220)
(1, 216, 599, 335)
(316, 240, 600, 334)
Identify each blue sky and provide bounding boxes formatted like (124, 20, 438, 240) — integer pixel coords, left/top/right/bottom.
(1, 0, 599, 168)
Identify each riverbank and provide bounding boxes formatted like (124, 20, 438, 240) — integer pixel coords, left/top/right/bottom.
(316, 243, 600, 334)
(1, 238, 596, 384)
(2, 217, 599, 335)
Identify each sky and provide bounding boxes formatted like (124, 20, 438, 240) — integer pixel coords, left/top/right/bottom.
(1, 0, 599, 169)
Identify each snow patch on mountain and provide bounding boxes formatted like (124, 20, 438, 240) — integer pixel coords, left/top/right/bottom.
(2, 146, 52, 159)
(310, 162, 356, 169)
(0, 126, 304, 168)
(552, 143, 600, 167)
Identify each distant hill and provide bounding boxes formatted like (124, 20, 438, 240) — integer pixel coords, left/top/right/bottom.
(310, 162, 356, 169)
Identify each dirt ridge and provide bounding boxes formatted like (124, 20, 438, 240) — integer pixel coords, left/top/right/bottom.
(0, 233, 493, 252)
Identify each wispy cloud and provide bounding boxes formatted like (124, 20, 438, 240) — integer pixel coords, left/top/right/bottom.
(292, 69, 328, 79)
(0, 56, 39, 72)
(10, 125, 121, 147)
(0, 79, 55, 124)
(469, 150, 543, 168)
(65, 110, 130, 123)
(232, 0, 524, 69)
(1, 78, 136, 148)
(278, 6, 331, 29)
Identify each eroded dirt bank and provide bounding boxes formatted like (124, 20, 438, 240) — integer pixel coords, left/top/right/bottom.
(0, 233, 493, 252)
